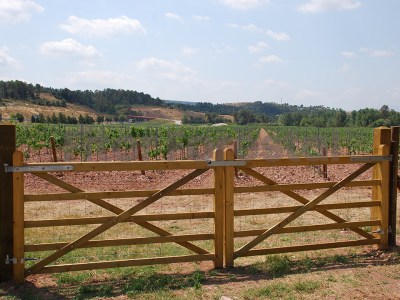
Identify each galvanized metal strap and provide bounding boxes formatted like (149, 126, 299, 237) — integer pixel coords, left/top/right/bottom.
(4, 165, 74, 173)
(206, 160, 246, 167)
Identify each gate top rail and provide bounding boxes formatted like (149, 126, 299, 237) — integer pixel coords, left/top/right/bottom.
(4, 159, 245, 173)
(245, 155, 391, 168)
(4, 154, 391, 173)
(4, 160, 210, 173)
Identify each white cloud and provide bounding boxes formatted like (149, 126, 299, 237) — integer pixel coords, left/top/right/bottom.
(60, 16, 146, 37)
(193, 15, 211, 21)
(266, 30, 291, 41)
(296, 89, 321, 99)
(341, 51, 356, 58)
(228, 24, 290, 41)
(220, 0, 270, 10)
(182, 47, 199, 55)
(264, 79, 289, 89)
(340, 63, 351, 72)
(260, 54, 284, 64)
(248, 42, 268, 53)
(370, 50, 394, 57)
(0, 47, 21, 69)
(0, 0, 43, 23)
(360, 47, 394, 57)
(298, 0, 361, 13)
(228, 23, 263, 32)
(165, 12, 184, 23)
(136, 57, 197, 82)
(211, 44, 235, 54)
(39, 38, 102, 59)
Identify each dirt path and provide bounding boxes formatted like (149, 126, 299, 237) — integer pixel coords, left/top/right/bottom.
(248, 128, 288, 159)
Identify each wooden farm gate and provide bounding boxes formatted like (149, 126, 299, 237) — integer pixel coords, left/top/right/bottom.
(0, 125, 399, 284)
(222, 127, 396, 267)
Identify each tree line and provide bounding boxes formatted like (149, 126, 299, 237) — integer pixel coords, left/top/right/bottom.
(278, 105, 400, 127)
(2, 80, 399, 127)
(45, 87, 162, 114)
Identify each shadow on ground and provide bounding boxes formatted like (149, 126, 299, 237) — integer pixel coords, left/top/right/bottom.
(1, 246, 399, 299)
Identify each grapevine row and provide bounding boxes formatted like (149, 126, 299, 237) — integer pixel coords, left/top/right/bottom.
(16, 123, 261, 162)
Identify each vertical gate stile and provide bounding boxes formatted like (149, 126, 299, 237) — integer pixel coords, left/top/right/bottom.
(213, 149, 224, 268)
(371, 127, 391, 250)
(389, 126, 399, 246)
(224, 148, 235, 267)
(377, 144, 390, 249)
(13, 150, 25, 283)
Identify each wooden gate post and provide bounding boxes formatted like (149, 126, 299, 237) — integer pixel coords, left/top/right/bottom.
(0, 123, 16, 282)
(224, 148, 235, 267)
(213, 149, 224, 268)
(389, 126, 399, 246)
(13, 150, 25, 284)
(372, 127, 391, 250)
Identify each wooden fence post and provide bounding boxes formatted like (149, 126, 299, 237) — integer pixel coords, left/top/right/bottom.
(372, 127, 391, 250)
(213, 149, 224, 268)
(322, 147, 328, 179)
(50, 136, 57, 162)
(389, 126, 399, 246)
(224, 148, 235, 267)
(13, 150, 25, 284)
(233, 140, 238, 177)
(136, 140, 145, 175)
(0, 123, 16, 282)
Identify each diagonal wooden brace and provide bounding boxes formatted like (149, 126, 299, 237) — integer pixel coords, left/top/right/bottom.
(239, 167, 375, 240)
(33, 172, 209, 255)
(27, 168, 207, 275)
(235, 163, 374, 258)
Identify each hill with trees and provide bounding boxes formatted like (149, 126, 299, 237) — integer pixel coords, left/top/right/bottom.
(1, 80, 399, 127)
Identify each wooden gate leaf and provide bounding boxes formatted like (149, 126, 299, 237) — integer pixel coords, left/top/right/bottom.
(235, 163, 374, 258)
(26, 168, 207, 275)
(239, 167, 375, 240)
(33, 172, 209, 255)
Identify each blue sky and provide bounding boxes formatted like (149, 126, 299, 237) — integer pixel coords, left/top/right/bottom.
(1, 0, 399, 111)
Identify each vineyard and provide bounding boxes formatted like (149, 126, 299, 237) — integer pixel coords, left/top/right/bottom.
(15, 123, 377, 162)
(266, 126, 374, 156)
(2, 123, 399, 299)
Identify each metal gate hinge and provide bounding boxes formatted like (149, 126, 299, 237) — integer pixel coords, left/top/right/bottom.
(371, 229, 385, 234)
(5, 255, 38, 264)
(5, 255, 17, 264)
(21, 257, 39, 263)
(4, 164, 73, 173)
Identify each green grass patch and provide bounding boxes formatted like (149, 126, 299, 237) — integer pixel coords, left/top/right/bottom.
(55, 271, 94, 285)
(250, 253, 355, 278)
(293, 280, 320, 293)
(244, 279, 321, 299)
(244, 282, 290, 299)
(252, 255, 291, 278)
(123, 270, 205, 297)
(77, 284, 114, 299)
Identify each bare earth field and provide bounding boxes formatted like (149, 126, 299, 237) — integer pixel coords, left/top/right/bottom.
(1, 129, 400, 299)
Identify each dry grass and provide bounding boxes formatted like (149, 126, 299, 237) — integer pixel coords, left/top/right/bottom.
(131, 105, 205, 121)
(0, 95, 98, 120)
